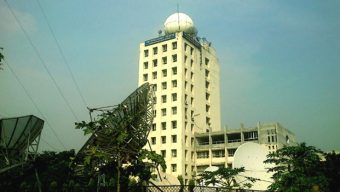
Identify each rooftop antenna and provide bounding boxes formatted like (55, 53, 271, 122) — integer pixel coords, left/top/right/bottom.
(177, 3, 180, 31)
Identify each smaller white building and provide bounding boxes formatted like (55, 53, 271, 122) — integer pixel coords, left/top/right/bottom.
(194, 122, 297, 175)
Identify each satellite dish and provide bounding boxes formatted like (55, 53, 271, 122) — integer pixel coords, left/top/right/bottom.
(0, 115, 44, 172)
(233, 142, 273, 191)
(204, 166, 218, 172)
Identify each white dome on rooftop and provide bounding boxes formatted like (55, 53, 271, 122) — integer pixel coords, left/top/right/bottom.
(164, 13, 197, 35)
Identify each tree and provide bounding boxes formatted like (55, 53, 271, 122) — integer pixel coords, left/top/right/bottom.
(264, 143, 329, 192)
(188, 179, 195, 192)
(177, 175, 184, 192)
(322, 151, 340, 191)
(0, 150, 76, 191)
(198, 167, 256, 191)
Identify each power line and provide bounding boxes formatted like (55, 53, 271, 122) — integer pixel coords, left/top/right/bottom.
(40, 137, 59, 151)
(3, 59, 67, 150)
(4, 0, 80, 122)
(36, 0, 88, 108)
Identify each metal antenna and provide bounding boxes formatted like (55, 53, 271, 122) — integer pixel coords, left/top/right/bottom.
(177, 3, 180, 31)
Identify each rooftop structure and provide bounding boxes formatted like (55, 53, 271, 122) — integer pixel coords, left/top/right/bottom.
(164, 13, 197, 35)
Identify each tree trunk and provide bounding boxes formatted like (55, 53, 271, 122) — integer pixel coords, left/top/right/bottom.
(116, 152, 121, 192)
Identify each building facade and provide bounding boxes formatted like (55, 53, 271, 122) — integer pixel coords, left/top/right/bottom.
(194, 122, 297, 174)
(138, 13, 221, 181)
(138, 12, 297, 184)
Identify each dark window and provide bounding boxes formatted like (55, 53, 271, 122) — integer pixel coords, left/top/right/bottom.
(153, 47, 158, 55)
(161, 136, 166, 144)
(172, 121, 177, 129)
(162, 57, 167, 64)
(172, 42, 177, 50)
(151, 137, 156, 145)
(161, 122, 166, 130)
(162, 44, 167, 52)
(172, 135, 177, 143)
(172, 54, 177, 62)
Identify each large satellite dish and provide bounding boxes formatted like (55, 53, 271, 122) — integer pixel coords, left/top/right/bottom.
(233, 142, 273, 191)
(0, 115, 44, 173)
(74, 83, 155, 173)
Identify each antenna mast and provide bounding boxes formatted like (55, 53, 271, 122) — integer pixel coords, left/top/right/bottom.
(177, 4, 180, 31)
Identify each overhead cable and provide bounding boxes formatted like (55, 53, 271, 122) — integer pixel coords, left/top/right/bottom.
(40, 138, 59, 151)
(4, 0, 80, 122)
(36, 0, 88, 108)
(3, 59, 67, 150)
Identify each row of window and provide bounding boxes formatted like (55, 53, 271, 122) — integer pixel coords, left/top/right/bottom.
(184, 42, 195, 55)
(166, 148, 189, 159)
(152, 122, 167, 131)
(143, 67, 177, 81)
(151, 135, 177, 145)
(161, 149, 179, 158)
(244, 131, 259, 141)
(144, 41, 196, 59)
(156, 107, 177, 116)
(156, 95, 177, 106)
(167, 158, 194, 173)
(268, 145, 277, 150)
(268, 135, 277, 143)
(143, 67, 198, 84)
(144, 42, 177, 57)
(152, 119, 177, 129)
(196, 149, 237, 159)
(184, 56, 194, 69)
(184, 121, 195, 132)
(144, 43, 211, 71)
(184, 68, 194, 81)
(151, 126, 194, 147)
(143, 54, 178, 69)
(150, 81, 178, 93)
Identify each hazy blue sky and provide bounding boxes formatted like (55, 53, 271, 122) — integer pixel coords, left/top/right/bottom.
(1, 0, 339, 151)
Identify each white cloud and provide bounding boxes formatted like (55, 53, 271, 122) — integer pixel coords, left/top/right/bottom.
(0, 4, 36, 34)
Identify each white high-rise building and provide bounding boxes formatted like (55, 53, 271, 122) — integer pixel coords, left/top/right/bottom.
(138, 12, 221, 181)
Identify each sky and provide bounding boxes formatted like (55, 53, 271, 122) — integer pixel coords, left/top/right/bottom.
(0, 0, 339, 152)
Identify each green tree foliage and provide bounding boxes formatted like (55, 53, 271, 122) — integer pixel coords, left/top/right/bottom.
(177, 175, 184, 192)
(188, 179, 195, 192)
(34, 150, 76, 191)
(198, 167, 255, 191)
(322, 151, 340, 192)
(264, 143, 329, 192)
(0, 150, 76, 191)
